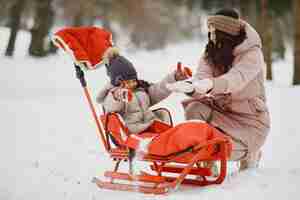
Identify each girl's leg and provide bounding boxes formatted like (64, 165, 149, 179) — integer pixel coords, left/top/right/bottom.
(145, 120, 171, 134)
(125, 121, 171, 152)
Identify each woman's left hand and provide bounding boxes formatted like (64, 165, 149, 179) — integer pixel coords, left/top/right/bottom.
(193, 79, 214, 94)
(166, 80, 194, 93)
(167, 78, 213, 95)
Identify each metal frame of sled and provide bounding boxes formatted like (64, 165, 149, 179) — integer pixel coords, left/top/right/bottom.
(74, 65, 231, 194)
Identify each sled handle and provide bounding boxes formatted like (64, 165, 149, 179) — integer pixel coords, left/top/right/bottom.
(75, 65, 87, 87)
(74, 65, 109, 151)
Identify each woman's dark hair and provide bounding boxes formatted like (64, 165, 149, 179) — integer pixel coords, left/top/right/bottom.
(215, 8, 239, 19)
(204, 8, 247, 74)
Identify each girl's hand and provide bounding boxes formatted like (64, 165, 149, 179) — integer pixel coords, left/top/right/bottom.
(175, 62, 192, 81)
(112, 87, 133, 103)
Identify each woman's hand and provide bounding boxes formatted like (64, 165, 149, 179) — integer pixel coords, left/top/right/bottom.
(174, 62, 192, 81)
(166, 80, 194, 94)
(166, 78, 213, 95)
(112, 87, 133, 103)
(193, 79, 214, 94)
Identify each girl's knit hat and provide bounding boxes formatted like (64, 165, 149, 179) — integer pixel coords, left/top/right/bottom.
(106, 55, 138, 86)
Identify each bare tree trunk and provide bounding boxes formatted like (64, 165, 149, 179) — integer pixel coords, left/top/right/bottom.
(47, 1, 56, 54)
(240, 0, 250, 19)
(293, 0, 300, 85)
(261, 0, 273, 80)
(240, 0, 257, 26)
(73, 11, 84, 27)
(5, 0, 26, 56)
(273, 18, 285, 60)
(100, 2, 117, 42)
(227, 0, 240, 10)
(29, 0, 54, 57)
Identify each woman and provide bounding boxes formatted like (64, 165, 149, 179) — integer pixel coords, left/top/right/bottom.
(167, 8, 270, 170)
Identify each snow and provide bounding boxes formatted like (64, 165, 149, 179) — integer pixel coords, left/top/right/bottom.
(1, 27, 300, 200)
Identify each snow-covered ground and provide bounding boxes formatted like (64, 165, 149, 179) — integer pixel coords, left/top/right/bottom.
(1, 27, 300, 200)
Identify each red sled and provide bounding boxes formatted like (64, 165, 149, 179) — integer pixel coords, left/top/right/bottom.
(73, 66, 232, 194)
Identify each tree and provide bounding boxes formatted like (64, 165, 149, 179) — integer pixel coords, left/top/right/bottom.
(55, 0, 97, 26)
(28, 0, 54, 57)
(113, 0, 170, 50)
(260, 0, 273, 80)
(268, 0, 292, 62)
(5, 0, 26, 56)
(240, 0, 257, 26)
(0, 0, 12, 26)
(94, 0, 116, 41)
(293, 0, 300, 85)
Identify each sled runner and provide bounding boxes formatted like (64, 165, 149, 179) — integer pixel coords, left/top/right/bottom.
(73, 65, 231, 194)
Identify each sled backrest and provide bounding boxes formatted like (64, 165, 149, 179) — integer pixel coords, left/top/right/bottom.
(151, 107, 173, 127)
(100, 107, 173, 150)
(100, 112, 130, 149)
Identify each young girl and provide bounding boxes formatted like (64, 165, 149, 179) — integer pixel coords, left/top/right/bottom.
(97, 55, 186, 135)
(96, 54, 185, 152)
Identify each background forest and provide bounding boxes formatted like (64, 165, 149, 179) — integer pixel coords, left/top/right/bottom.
(1, 0, 299, 84)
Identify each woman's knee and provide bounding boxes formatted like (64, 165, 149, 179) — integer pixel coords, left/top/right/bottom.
(184, 102, 212, 121)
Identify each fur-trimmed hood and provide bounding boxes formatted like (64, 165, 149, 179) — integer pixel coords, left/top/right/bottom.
(233, 22, 262, 56)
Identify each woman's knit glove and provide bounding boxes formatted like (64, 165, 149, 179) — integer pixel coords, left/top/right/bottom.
(166, 80, 194, 94)
(166, 79, 213, 95)
(193, 79, 214, 94)
(112, 87, 133, 103)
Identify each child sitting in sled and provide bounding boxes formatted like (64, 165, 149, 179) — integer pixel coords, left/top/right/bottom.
(96, 55, 232, 158)
(96, 55, 191, 137)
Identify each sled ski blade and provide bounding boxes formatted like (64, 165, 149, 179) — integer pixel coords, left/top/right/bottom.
(93, 177, 168, 194)
(104, 171, 166, 183)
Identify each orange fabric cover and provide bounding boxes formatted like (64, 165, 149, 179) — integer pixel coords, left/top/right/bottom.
(148, 121, 231, 157)
(54, 26, 113, 68)
(102, 113, 232, 159)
